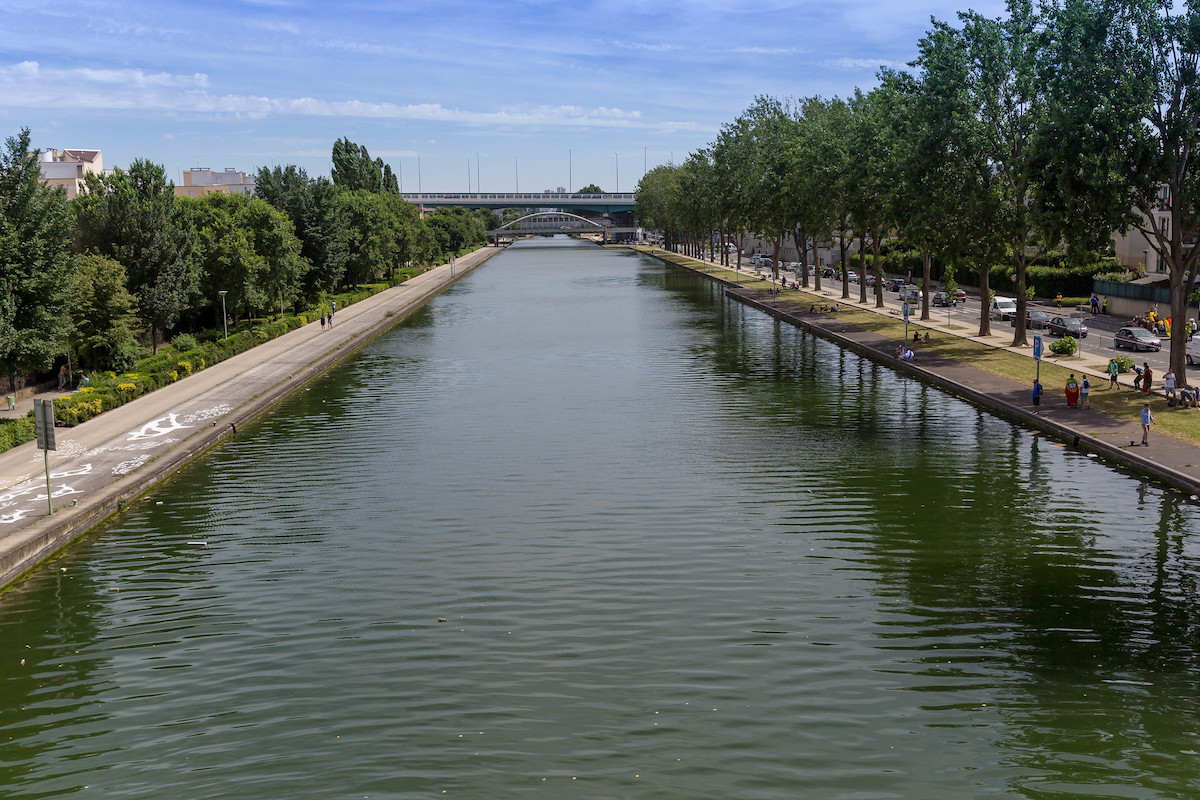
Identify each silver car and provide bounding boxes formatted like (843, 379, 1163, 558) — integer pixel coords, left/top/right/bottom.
(1115, 327, 1162, 352)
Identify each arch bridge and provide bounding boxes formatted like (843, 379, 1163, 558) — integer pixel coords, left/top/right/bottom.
(488, 211, 638, 243)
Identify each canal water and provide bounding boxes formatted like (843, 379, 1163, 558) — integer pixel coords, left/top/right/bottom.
(3, 239, 1200, 798)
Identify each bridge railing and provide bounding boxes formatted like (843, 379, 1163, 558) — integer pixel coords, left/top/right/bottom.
(400, 192, 636, 202)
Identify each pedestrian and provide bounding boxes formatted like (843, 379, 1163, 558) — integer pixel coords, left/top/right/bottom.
(1032, 379, 1043, 414)
(320, 314, 326, 331)
(1065, 374, 1080, 408)
(57, 364, 68, 391)
(327, 308, 333, 328)
(1164, 368, 1176, 404)
(1056, 293, 1063, 307)
(1108, 358, 1119, 389)
(1140, 403, 1154, 446)
(1142, 363, 1153, 394)
(1081, 375, 1090, 408)
(1091, 294, 1099, 315)
(1102, 298, 1108, 314)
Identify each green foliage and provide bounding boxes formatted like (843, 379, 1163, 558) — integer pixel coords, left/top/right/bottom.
(1112, 355, 1136, 373)
(331, 138, 398, 193)
(1049, 336, 1078, 355)
(0, 414, 35, 452)
(69, 253, 140, 372)
(0, 128, 76, 387)
(171, 333, 198, 352)
(576, 184, 603, 194)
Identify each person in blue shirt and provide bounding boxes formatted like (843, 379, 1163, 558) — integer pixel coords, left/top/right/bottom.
(1032, 380, 1043, 414)
(1141, 403, 1154, 446)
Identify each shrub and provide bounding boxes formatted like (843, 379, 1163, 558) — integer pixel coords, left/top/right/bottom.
(1112, 355, 1136, 373)
(177, 360, 193, 376)
(1049, 337, 1078, 356)
(172, 333, 198, 352)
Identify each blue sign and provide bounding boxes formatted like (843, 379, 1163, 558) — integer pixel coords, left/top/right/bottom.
(1033, 335, 1043, 360)
(903, 302, 910, 321)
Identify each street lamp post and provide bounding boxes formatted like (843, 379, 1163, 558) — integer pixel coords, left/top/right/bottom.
(1143, 248, 1149, 272)
(218, 291, 228, 340)
(614, 152, 619, 193)
(514, 155, 519, 194)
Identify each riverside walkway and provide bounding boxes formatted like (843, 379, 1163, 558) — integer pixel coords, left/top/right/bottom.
(0, 247, 501, 590)
(646, 248, 1200, 498)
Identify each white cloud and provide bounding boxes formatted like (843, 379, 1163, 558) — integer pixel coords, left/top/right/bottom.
(0, 61, 699, 133)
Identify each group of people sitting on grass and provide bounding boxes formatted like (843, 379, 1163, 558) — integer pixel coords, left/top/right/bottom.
(807, 303, 841, 313)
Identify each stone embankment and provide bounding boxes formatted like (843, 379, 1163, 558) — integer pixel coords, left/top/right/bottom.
(0, 246, 502, 590)
(645, 249, 1200, 497)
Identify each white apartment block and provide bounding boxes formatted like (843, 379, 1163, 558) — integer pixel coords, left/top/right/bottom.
(175, 167, 256, 198)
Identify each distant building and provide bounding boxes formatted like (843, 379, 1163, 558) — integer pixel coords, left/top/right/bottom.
(174, 167, 256, 198)
(1112, 190, 1171, 275)
(37, 149, 104, 199)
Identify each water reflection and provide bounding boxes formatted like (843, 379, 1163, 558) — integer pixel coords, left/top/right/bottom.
(1, 243, 1198, 797)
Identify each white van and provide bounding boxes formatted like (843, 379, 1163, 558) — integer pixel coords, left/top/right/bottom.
(990, 297, 1018, 321)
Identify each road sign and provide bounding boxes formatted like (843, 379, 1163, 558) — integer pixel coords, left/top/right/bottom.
(33, 398, 55, 451)
(903, 302, 910, 321)
(1033, 336, 1043, 361)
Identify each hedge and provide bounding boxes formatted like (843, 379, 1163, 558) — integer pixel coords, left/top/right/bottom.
(0, 275, 430, 453)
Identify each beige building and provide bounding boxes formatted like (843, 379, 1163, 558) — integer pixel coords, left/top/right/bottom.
(37, 149, 104, 199)
(174, 167, 256, 198)
(1112, 189, 1172, 275)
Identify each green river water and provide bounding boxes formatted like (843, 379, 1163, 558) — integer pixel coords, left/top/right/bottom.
(2, 238, 1200, 798)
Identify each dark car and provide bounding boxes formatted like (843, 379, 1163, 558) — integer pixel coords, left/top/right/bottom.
(1048, 316, 1088, 338)
(886, 278, 905, 292)
(1115, 326, 1162, 351)
(1011, 309, 1051, 329)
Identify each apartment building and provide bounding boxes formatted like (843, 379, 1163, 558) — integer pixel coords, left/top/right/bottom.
(174, 167, 256, 198)
(37, 148, 104, 199)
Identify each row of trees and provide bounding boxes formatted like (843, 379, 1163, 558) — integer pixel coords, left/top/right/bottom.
(637, 0, 1200, 387)
(0, 131, 493, 384)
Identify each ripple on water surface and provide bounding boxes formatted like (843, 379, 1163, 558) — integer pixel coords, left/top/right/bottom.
(3, 240, 1200, 798)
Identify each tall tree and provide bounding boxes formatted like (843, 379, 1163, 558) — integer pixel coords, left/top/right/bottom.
(960, 0, 1049, 346)
(1039, 0, 1200, 385)
(0, 128, 75, 388)
(331, 138, 398, 193)
(256, 165, 350, 299)
(68, 254, 140, 371)
(75, 160, 197, 351)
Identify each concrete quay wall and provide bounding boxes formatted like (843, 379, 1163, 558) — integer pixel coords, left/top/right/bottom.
(0, 247, 501, 592)
(649, 250, 1200, 498)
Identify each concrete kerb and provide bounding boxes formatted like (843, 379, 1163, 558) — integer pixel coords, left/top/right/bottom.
(0, 248, 500, 592)
(640, 250, 1200, 496)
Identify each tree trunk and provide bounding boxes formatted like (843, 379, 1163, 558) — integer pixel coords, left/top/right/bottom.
(873, 235, 884, 309)
(977, 258, 991, 337)
(922, 249, 932, 321)
(858, 229, 869, 304)
(838, 223, 849, 299)
(1011, 223, 1029, 348)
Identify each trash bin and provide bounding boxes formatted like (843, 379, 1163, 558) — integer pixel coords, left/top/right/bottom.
(6, 395, 14, 410)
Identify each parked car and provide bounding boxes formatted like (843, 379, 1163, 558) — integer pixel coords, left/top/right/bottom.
(1187, 336, 1200, 365)
(864, 274, 876, 287)
(932, 291, 954, 307)
(846, 270, 859, 283)
(1011, 309, 1051, 329)
(886, 278, 905, 292)
(822, 267, 835, 278)
(990, 297, 1018, 321)
(1047, 316, 1088, 338)
(1115, 327, 1162, 351)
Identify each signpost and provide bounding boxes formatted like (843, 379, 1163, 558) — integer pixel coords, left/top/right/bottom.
(903, 300, 910, 343)
(1033, 335, 1043, 385)
(33, 399, 55, 515)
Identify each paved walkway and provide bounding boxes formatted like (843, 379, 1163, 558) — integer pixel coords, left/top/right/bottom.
(0, 246, 501, 589)
(659, 251, 1200, 496)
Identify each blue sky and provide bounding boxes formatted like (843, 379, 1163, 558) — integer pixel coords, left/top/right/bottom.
(2, 0, 1007, 194)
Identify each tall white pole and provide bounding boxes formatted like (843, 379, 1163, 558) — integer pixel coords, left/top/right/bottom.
(614, 153, 619, 193)
(569, 149, 572, 193)
(514, 155, 519, 193)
